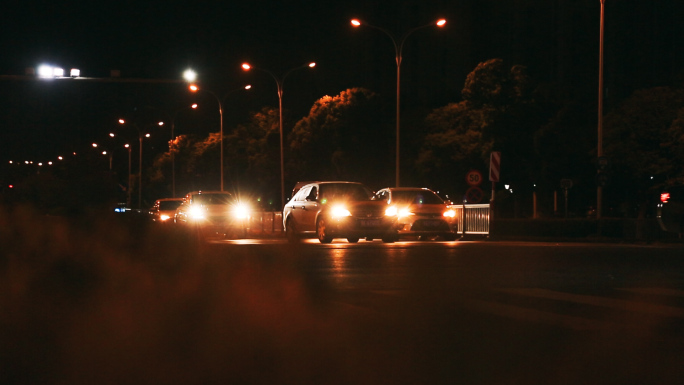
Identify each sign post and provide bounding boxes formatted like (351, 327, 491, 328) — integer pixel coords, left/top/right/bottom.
(488, 152, 501, 222)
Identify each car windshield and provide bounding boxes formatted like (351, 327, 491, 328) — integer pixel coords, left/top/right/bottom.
(319, 184, 373, 201)
(391, 190, 444, 205)
(193, 193, 233, 205)
(159, 201, 183, 210)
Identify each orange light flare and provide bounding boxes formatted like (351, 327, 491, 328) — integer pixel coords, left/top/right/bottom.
(351, 19, 361, 27)
(241, 63, 251, 71)
(436, 19, 446, 27)
(189, 84, 199, 92)
(191, 103, 198, 109)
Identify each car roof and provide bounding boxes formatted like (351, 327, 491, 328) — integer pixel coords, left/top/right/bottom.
(292, 181, 367, 195)
(155, 197, 184, 202)
(379, 187, 437, 192)
(186, 190, 233, 195)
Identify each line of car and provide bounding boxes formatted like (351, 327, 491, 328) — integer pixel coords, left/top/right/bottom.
(147, 181, 461, 243)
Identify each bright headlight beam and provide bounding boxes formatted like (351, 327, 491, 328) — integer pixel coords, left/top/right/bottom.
(331, 205, 351, 218)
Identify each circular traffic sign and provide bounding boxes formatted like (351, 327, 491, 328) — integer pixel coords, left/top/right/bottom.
(465, 186, 484, 203)
(466, 170, 483, 187)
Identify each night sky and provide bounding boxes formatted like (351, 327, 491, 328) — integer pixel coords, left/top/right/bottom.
(1, 0, 683, 163)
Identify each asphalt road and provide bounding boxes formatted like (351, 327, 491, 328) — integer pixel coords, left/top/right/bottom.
(204, 238, 684, 385)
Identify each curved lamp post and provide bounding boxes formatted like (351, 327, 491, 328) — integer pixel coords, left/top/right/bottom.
(241, 61, 316, 209)
(351, 18, 446, 187)
(188, 83, 251, 191)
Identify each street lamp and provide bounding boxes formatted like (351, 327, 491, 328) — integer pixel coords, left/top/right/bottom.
(155, 103, 197, 197)
(351, 17, 446, 187)
(188, 83, 251, 191)
(241, 61, 316, 209)
(118, 119, 156, 209)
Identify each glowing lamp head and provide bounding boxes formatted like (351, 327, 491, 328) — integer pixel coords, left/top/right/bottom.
(436, 19, 446, 27)
(191, 103, 198, 109)
(241, 63, 251, 71)
(351, 19, 361, 27)
(118, 119, 125, 124)
(183, 69, 197, 82)
(189, 84, 199, 92)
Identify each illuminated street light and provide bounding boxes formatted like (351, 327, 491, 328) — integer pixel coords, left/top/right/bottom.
(351, 17, 446, 187)
(188, 82, 251, 191)
(183, 69, 197, 82)
(241, 61, 316, 209)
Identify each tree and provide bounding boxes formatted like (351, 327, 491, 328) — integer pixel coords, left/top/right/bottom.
(417, 59, 542, 196)
(288, 88, 393, 188)
(603, 86, 684, 216)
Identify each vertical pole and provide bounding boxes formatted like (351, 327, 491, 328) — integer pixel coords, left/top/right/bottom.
(597, 0, 605, 220)
(138, 135, 143, 209)
(219, 102, 224, 192)
(171, 121, 175, 198)
(127, 147, 132, 208)
(278, 87, 285, 210)
(395, 57, 401, 187)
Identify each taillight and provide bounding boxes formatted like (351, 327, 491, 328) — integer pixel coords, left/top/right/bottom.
(661, 193, 670, 203)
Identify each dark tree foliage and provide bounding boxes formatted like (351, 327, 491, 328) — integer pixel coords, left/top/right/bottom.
(288, 88, 393, 189)
(417, 59, 543, 198)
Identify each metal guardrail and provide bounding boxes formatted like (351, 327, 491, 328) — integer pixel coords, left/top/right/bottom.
(247, 205, 491, 237)
(452, 204, 490, 235)
(247, 211, 284, 235)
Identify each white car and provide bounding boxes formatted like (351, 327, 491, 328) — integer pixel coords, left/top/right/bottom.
(174, 191, 250, 238)
(283, 181, 398, 243)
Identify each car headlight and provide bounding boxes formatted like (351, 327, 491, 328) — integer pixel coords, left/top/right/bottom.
(331, 204, 351, 218)
(233, 203, 250, 219)
(385, 206, 412, 218)
(189, 205, 206, 220)
(443, 209, 456, 218)
(160, 214, 171, 221)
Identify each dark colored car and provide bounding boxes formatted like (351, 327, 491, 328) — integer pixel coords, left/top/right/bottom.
(375, 187, 458, 241)
(149, 198, 184, 223)
(283, 181, 398, 243)
(657, 185, 684, 235)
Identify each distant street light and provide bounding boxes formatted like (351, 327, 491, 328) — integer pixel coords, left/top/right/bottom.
(351, 17, 446, 187)
(118, 119, 158, 208)
(188, 82, 251, 191)
(241, 61, 316, 209)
